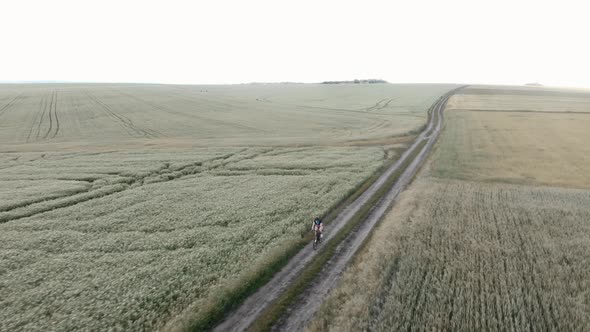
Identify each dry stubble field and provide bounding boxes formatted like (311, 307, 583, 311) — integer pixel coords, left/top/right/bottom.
(0, 83, 456, 331)
(310, 85, 590, 331)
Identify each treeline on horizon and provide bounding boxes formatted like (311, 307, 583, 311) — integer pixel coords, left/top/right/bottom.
(321, 79, 388, 84)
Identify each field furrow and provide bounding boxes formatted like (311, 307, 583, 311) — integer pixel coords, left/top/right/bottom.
(0, 149, 249, 223)
(25, 96, 44, 143)
(51, 90, 60, 138)
(0, 93, 24, 119)
(116, 89, 267, 134)
(83, 90, 158, 138)
(34, 93, 50, 141)
(42, 90, 56, 139)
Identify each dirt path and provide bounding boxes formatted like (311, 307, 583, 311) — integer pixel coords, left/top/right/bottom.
(213, 88, 464, 332)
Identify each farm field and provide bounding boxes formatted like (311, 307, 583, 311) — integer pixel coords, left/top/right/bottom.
(449, 84, 590, 113)
(309, 86, 590, 331)
(0, 83, 456, 331)
(0, 83, 450, 148)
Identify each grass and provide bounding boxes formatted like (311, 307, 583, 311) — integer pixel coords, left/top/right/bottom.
(0, 83, 458, 331)
(308, 85, 590, 331)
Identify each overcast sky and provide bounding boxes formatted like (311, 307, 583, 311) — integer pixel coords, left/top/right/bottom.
(2, 0, 590, 87)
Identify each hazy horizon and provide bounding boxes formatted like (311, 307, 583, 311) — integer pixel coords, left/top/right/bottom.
(3, 0, 590, 88)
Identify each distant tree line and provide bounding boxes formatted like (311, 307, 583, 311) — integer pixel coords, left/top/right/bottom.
(321, 79, 388, 84)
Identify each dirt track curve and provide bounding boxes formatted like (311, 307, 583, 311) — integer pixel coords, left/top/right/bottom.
(213, 87, 465, 332)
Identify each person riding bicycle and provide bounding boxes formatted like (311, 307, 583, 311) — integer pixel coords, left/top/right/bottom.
(311, 216, 323, 239)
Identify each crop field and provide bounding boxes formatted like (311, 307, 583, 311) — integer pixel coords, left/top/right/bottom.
(309, 86, 590, 331)
(0, 83, 450, 148)
(0, 83, 456, 331)
(449, 84, 590, 113)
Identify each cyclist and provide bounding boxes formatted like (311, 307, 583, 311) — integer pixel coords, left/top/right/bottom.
(311, 216, 324, 240)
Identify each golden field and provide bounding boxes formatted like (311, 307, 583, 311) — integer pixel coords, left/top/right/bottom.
(309, 86, 590, 331)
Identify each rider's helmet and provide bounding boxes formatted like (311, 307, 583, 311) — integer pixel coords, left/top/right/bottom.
(314, 216, 321, 225)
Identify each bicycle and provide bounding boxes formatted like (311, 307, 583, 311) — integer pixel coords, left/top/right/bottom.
(312, 228, 322, 250)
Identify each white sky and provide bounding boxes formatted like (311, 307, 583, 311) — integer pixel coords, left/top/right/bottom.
(2, 0, 590, 87)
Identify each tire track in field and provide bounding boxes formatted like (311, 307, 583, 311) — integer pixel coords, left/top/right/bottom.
(50, 90, 60, 138)
(380, 97, 396, 109)
(260, 98, 395, 141)
(0, 148, 256, 223)
(364, 98, 388, 111)
(44, 91, 54, 139)
(110, 90, 165, 136)
(263, 97, 400, 140)
(30, 92, 51, 142)
(364, 98, 398, 112)
(37, 92, 50, 139)
(264, 99, 399, 117)
(116, 89, 267, 133)
(0, 93, 24, 119)
(290, 97, 395, 114)
(107, 90, 166, 137)
(168, 85, 248, 110)
(83, 90, 160, 138)
(25, 95, 45, 143)
(42, 90, 60, 139)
